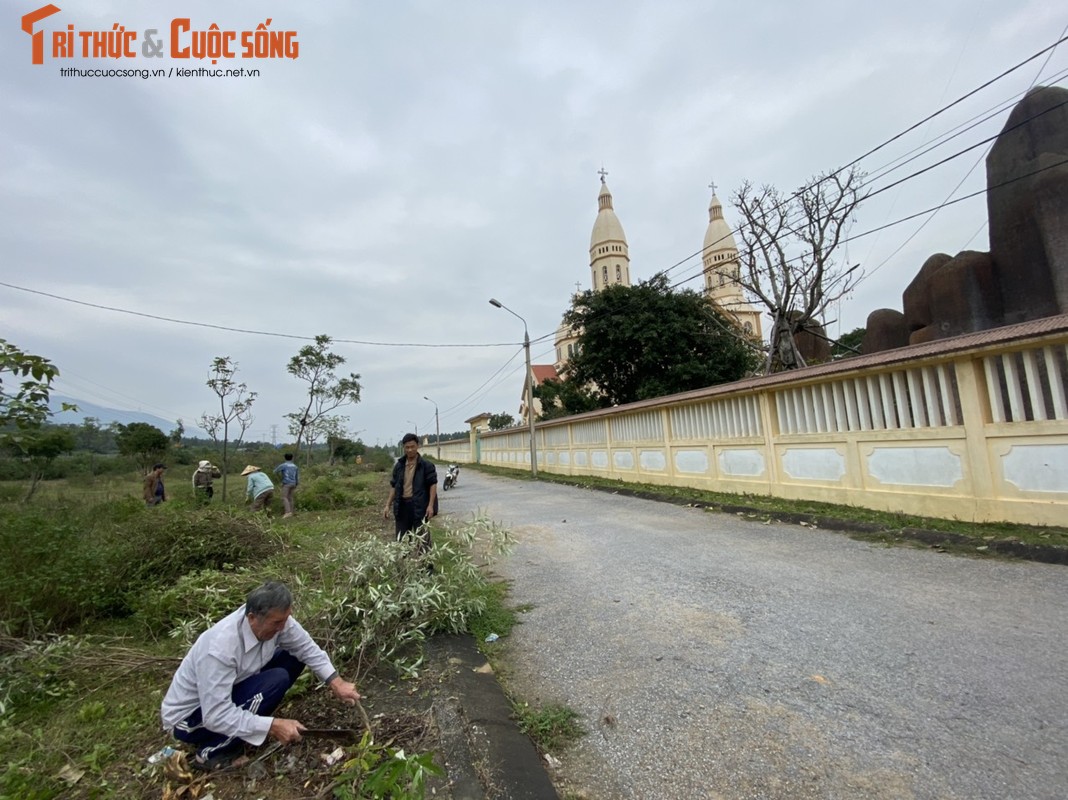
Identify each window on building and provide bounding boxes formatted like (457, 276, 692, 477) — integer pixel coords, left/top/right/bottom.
(602, 265, 608, 283)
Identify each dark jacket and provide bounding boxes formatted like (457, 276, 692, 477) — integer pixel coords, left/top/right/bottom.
(390, 455, 438, 519)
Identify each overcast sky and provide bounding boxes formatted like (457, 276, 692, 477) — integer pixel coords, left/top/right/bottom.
(3, 0, 1066, 447)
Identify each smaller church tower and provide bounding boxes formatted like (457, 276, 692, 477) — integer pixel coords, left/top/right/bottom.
(589, 169, 631, 292)
(702, 184, 762, 340)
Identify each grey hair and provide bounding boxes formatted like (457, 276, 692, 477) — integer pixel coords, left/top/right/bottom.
(245, 581, 292, 617)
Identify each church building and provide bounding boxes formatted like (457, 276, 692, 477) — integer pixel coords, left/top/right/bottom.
(522, 171, 765, 424)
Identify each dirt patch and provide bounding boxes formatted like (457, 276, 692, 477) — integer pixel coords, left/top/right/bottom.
(139, 664, 453, 800)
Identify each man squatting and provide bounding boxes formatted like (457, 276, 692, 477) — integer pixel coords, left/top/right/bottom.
(160, 581, 360, 770)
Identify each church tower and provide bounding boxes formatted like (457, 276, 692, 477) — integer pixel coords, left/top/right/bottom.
(589, 169, 631, 292)
(556, 170, 633, 372)
(702, 185, 763, 339)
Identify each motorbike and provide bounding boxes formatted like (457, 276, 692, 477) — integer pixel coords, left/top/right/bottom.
(442, 464, 460, 491)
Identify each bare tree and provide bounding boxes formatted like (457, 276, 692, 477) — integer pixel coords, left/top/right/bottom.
(286, 335, 362, 461)
(199, 356, 256, 499)
(731, 166, 867, 372)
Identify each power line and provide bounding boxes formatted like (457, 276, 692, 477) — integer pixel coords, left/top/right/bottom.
(668, 155, 1068, 294)
(0, 280, 521, 349)
(439, 346, 524, 417)
(838, 32, 1068, 175)
(656, 40, 1068, 289)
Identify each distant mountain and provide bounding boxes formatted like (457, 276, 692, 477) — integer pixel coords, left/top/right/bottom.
(48, 395, 178, 432)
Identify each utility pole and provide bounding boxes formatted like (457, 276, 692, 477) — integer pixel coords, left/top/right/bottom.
(424, 396, 440, 459)
(489, 298, 538, 478)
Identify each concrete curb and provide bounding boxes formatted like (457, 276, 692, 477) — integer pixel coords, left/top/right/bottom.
(428, 634, 560, 800)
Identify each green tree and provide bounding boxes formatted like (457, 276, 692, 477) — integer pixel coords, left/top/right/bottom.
(0, 338, 74, 451)
(75, 416, 114, 453)
(532, 378, 600, 420)
(114, 422, 169, 473)
(331, 436, 366, 463)
(487, 413, 515, 430)
(731, 166, 867, 372)
(831, 326, 866, 359)
(302, 415, 348, 465)
(170, 418, 186, 446)
(286, 335, 362, 460)
(555, 275, 761, 410)
(199, 357, 256, 499)
(18, 427, 76, 502)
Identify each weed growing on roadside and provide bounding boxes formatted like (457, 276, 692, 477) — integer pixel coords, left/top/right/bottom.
(330, 730, 444, 800)
(512, 701, 585, 753)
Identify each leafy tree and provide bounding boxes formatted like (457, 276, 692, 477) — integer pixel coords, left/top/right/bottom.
(170, 419, 186, 446)
(552, 275, 761, 411)
(331, 437, 366, 463)
(75, 416, 114, 453)
(199, 357, 256, 499)
(731, 166, 867, 372)
(831, 327, 866, 359)
(115, 422, 169, 472)
(18, 428, 76, 502)
(0, 338, 74, 451)
(487, 413, 515, 430)
(424, 431, 467, 443)
(309, 415, 348, 465)
(286, 335, 362, 459)
(533, 378, 600, 420)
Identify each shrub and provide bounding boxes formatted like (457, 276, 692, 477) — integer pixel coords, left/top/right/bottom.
(298, 472, 374, 512)
(0, 500, 282, 635)
(132, 567, 258, 640)
(298, 512, 514, 681)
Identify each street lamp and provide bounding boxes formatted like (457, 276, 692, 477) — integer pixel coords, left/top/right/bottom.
(406, 420, 419, 438)
(424, 396, 440, 459)
(489, 297, 538, 478)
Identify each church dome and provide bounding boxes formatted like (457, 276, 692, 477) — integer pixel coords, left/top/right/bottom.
(590, 181, 628, 252)
(703, 194, 738, 255)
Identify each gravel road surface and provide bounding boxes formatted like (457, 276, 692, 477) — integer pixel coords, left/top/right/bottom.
(440, 470, 1068, 800)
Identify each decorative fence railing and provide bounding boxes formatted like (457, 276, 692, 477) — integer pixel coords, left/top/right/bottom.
(435, 315, 1068, 526)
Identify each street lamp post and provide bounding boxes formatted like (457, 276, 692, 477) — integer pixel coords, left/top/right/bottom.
(424, 396, 440, 460)
(489, 298, 538, 478)
(406, 420, 419, 439)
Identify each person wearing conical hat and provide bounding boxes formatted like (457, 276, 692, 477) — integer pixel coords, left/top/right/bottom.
(241, 465, 274, 512)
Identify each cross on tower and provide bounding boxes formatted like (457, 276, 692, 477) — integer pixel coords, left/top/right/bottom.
(598, 166, 609, 183)
(574, 281, 582, 294)
(708, 179, 718, 195)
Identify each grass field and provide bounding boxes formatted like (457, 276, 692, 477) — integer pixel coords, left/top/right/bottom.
(0, 464, 513, 799)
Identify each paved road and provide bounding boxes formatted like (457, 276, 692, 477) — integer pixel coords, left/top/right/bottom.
(439, 470, 1068, 800)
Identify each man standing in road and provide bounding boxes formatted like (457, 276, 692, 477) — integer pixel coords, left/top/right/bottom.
(274, 453, 299, 518)
(383, 433, 438, 557)
(161, 581, 360, 771)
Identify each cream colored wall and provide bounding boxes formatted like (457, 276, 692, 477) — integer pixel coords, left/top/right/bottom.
(440, 318, 1068, 527)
